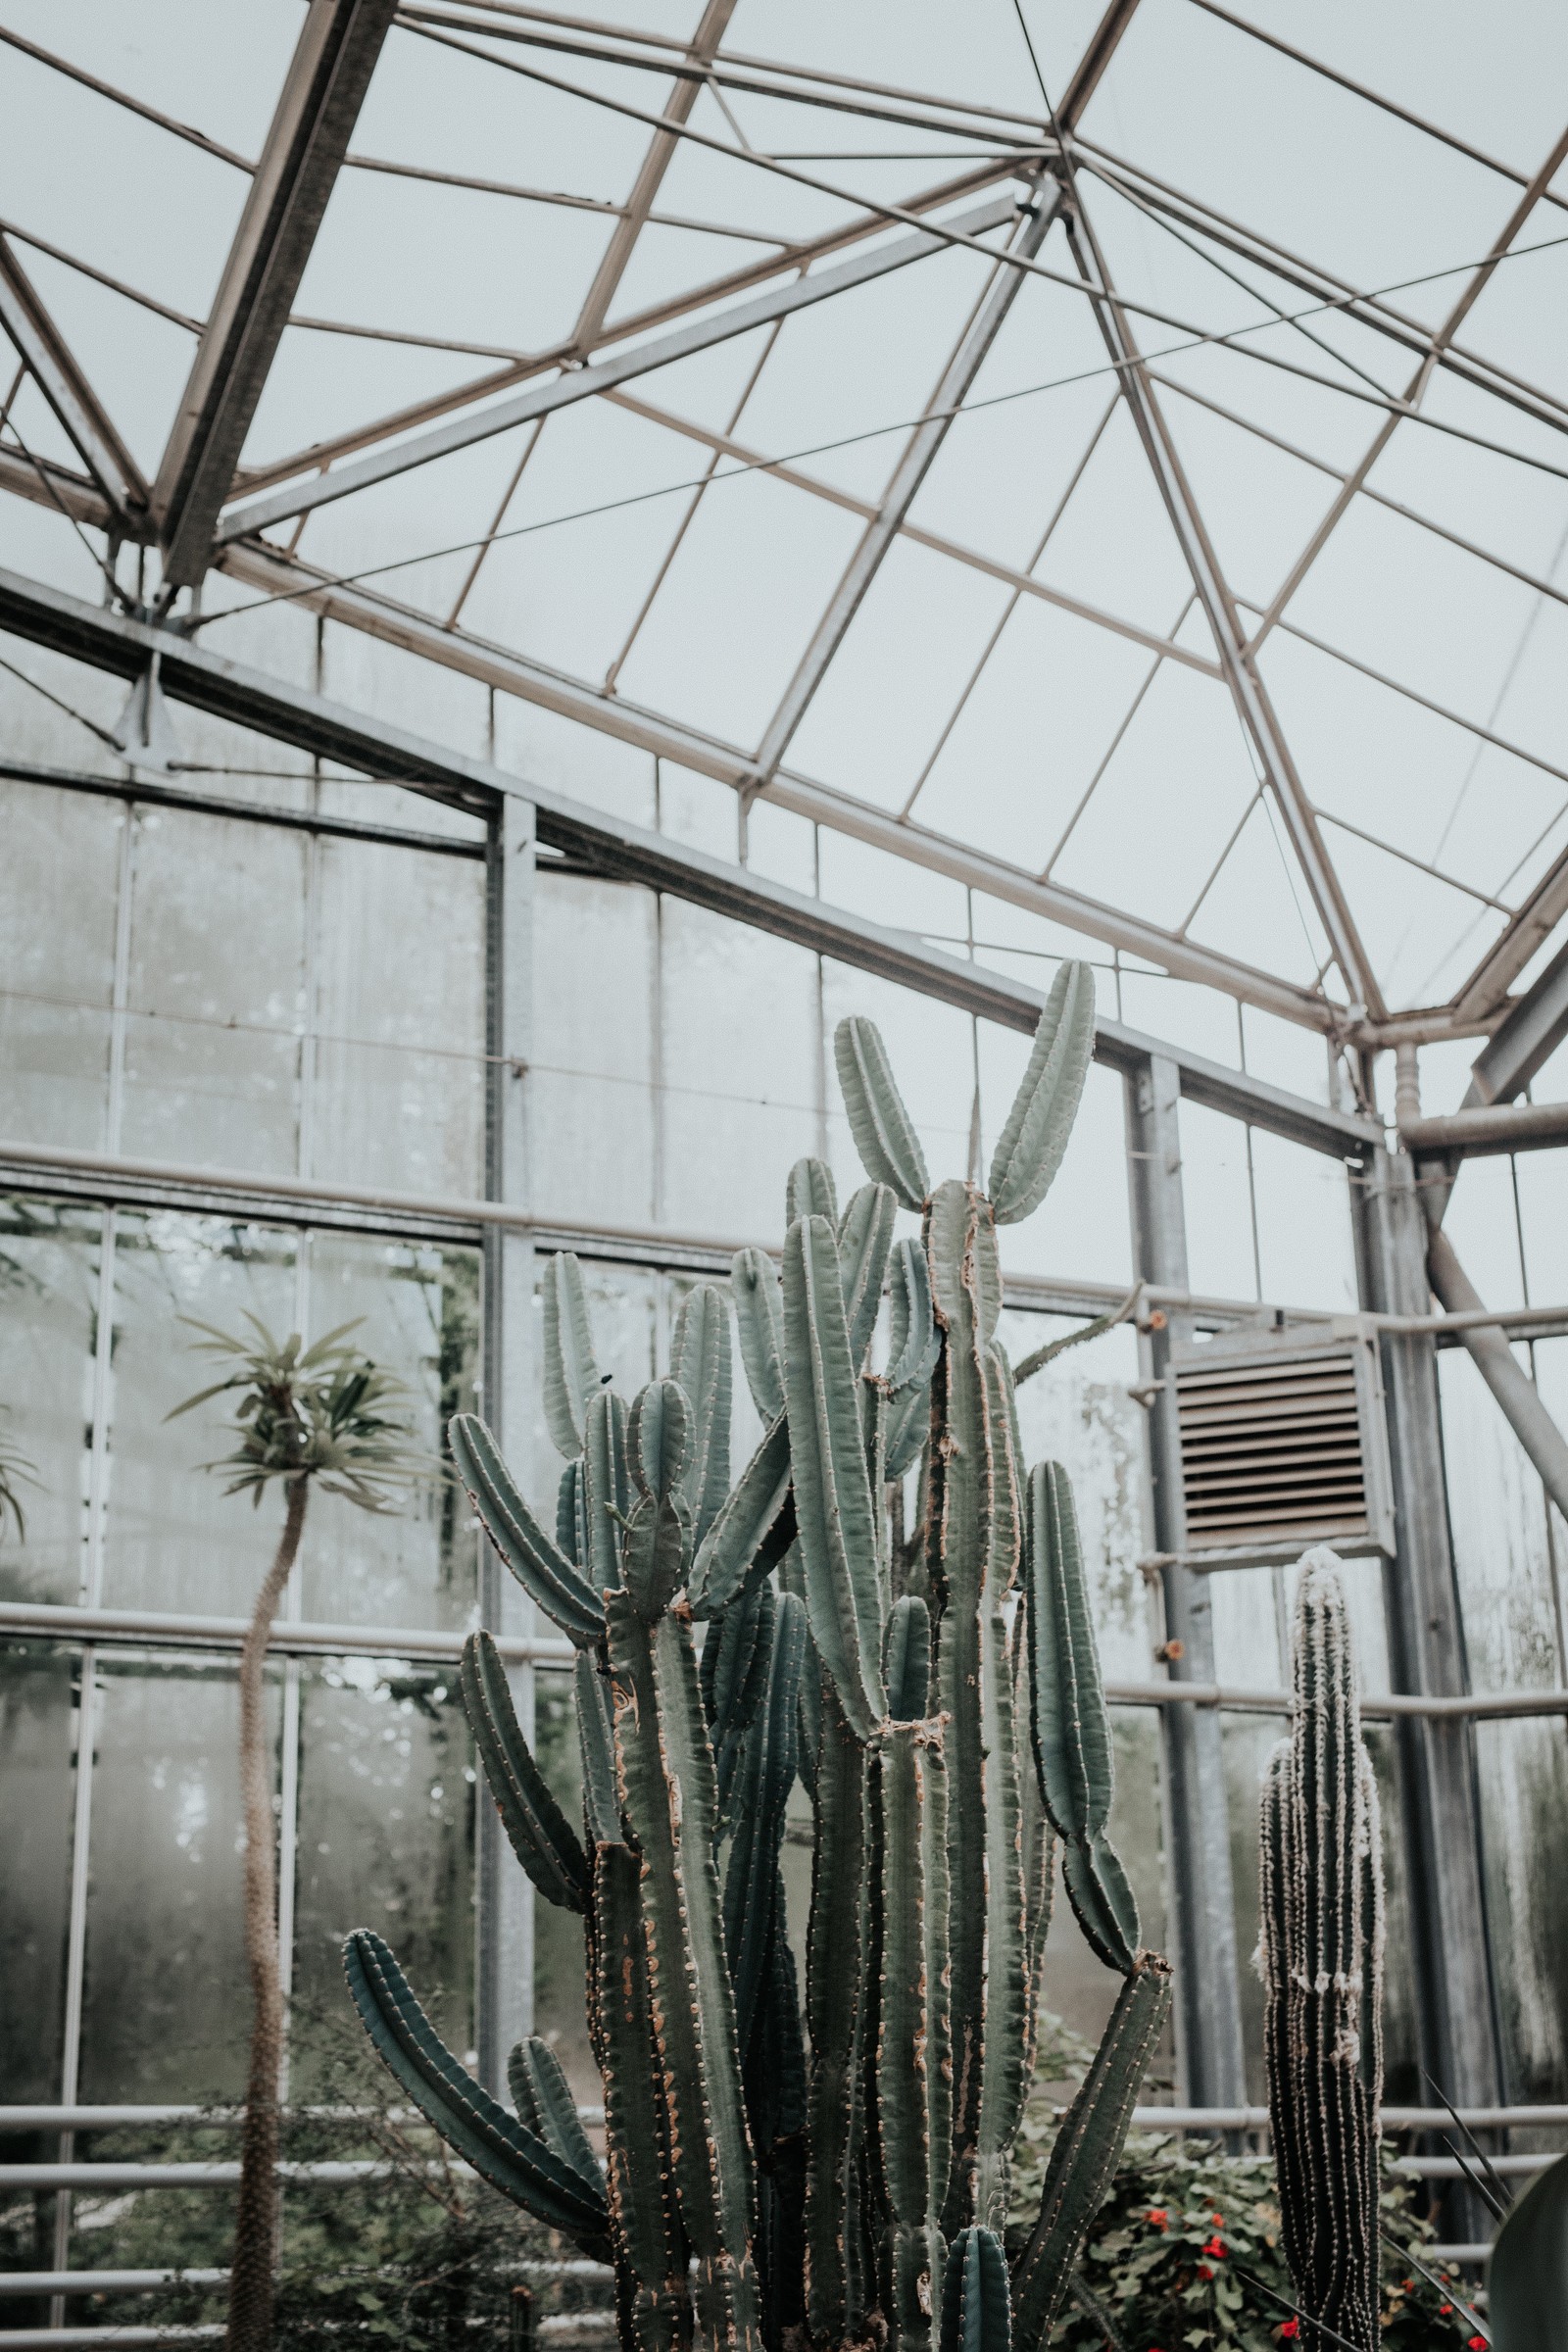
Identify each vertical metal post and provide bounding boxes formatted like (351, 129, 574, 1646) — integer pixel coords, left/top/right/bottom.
(1351, 1149, 1502, 2107)
(477, 792, 536, 2097)
(1123, 1053, 1247, 2107)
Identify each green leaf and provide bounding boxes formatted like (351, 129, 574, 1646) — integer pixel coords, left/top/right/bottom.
(343, 1929, 610, 2245)
(541, 1251, 599, 1458)
(731, 1248, 786, 1423)
(449, 1414, 606, 1646)
(782, 1214, 889, 1740)
(786, 1155, 838, 1228)
(459, 1632, 589, 1911)
(988, 961, 1095, 1227)
(834, 1016, 930, 1210)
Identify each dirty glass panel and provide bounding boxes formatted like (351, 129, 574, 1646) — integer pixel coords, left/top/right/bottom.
(78, 1655, 267, 2101)
(0, 1198, 100, 1605)
(0, 1644, 76, 2100)
(290, 1656, 474, 2090)
(99, 1212, 297, 1615)
(310, 837, 485, 1198)
(120, 806, 307, 1174)
(297, 1232, 480, 1630)
(0, 780, 120, 1151)
(532, 874, 657, 1229)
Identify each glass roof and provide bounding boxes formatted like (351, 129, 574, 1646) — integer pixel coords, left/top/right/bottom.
(2, 0, 1567, 1054)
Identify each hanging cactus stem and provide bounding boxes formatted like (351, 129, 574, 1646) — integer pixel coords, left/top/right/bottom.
(344, 965, 1171, 2352)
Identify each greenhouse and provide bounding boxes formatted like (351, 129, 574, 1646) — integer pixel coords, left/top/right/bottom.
(0, 1, 1566, 2344)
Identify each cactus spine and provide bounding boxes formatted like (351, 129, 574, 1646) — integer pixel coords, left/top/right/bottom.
(1258, 1547, 1385, 2352)
(346, 960, 1170, 2349)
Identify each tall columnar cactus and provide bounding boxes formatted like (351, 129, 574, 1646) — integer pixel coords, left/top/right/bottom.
(345, 962, 1172, 2350)
(1258, 1548, 1385, 2352)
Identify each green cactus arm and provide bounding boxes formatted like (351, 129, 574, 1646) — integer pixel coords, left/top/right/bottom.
(582, 1388, 631, 1596)
(1485, 2146, 1568, 2351)
(450, 1414, 606, 1646)
(608, 1590, 760, 2338)
(782, 1213, 889, 1740)
(1010, 1955, 1172, 2351)
(541, 1250, 600, 1457)
(876, 1721, 952, 2231)
(622, 1489, 692, 1624)
(592, 1842, 692, 2352)
(1018, 1765, 1055, 2086)
(838, 1181, 899, 1366)
(1026, 1458, 1141, 1971)
(509, 2034, 603, 2185)
(987, 962, 1095, 1228)
(786, 1154, 839, 1227)
(702, 1581, 770, 1749)
(883, 1592, 931, 1720)
(343, 1930, 611, 2245)
(805, 1682, 871, 2343)
(731, 1247, 786, 1423)
(671, 1284, 733, 1550)
(885, 1378, 932, 1483)
(460, 1632, 590, 1913)
(887, 1237, 940, 1395)
(723, 1590, 807, 2063)
(629, 1376, 692, 1500)
(974, 1354, 1028, 2228)
(834, 1016, 930, 1211)
(689, 1409, 792, 1618)
(942, 2227, 1010, 2352)
(576, 1649, 622, 1847)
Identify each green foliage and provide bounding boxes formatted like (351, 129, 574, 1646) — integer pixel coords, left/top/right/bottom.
(345, 965, 1188, 2351)
(168, 1312, 427, 1509)
(1008, 2124, 1475, 2352)
(0, 1403, 36, 1542)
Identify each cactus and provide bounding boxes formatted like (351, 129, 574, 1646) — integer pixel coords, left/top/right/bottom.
(1258, 1549, 1385, 2352)
(345, 959, 1170, 2348)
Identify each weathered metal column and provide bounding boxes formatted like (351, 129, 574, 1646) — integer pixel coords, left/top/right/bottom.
(476, 789, 537, 2096)
(1123, 1052, 1248, 2107)
(1351, 1147, 1502, 2109)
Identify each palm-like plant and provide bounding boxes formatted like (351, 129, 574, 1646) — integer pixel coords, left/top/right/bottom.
(171, 1315, 428, 2352)
(0, 1406, 37, 1544)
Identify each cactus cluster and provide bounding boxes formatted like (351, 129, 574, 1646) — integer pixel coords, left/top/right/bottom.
(346, 963, 1171, 2351)
(1258, 1548, 1385, 2352)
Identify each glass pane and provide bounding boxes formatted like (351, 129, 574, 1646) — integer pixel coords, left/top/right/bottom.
(0, 781, 120, 1150)
(78, 1655, 266, 2101)
(310, 838, 485, 1197)
(101, 1212, 298, 1615)
(533, 874, 656, 1230)
(298, 1234, 481, 1632)
(290, 1656, 474, 2089)
(1474, 1715, 1568, 2102)
(0, 1643, 75, 2100)
(121, 807, 307, 1174)
(0, 1197, 101, 1606)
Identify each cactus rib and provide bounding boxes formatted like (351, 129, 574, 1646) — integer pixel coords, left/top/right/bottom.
(942, 2228, 1010, 2352)
(542, 1250, 600, 1458)
(987, 961, 1095, 1228)
(510, 2034, 604, 2185)
(731, 1249, 786, 1423)
(450, 1412, 606, 1645)
(834, 1017, 930, 1211)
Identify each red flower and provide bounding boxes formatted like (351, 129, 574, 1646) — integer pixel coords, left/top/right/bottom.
(1198, 2264, 1215, 2282)
(1147, 2208, 1169, 2231)
(1201, 2235, 1226, 2260)
(1211, 2212, 1225, 2227)
(1439, 2307, 1452, 2318)
(1280, 2325, 1300, 2343)
(1468, 2339, 1488, 2350)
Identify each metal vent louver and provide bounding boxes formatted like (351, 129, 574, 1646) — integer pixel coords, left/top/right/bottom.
(1173, 1339, 1394, 1563)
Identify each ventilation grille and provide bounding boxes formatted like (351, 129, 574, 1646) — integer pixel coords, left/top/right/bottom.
(1175, 1348, 1373, 1553)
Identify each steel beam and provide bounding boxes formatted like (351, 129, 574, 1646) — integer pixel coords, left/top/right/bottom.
(1464, 935, 1568, 1107)
(749, 185, 1066, 786)
(0, 235, 147, 518)
(0, 557, 1350, 1039)
(567, 0, 736, 353)
(213, 193, 1023, 546)
(1123, 1050, 1248, 2109)
(1453, 846, 1568, 1026)
(1350, 1151, 1502, 2115)
(151, 0, 397, 583)
(1426, 1225, 1568, 1527)
(1062, 198, 1386, 1019)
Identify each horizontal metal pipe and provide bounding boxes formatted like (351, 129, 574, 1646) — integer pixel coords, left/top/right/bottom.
(0, 2261, 612, 2298)
(1403, 1099, 1568, 1156)
(0, 1601, 575, 1668)
(0, 2160, 453, 2188)
(0, 2103, 605, 2132)
(1132, 2103, 1568, 2130)
(0, 2333, 224, 2349)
